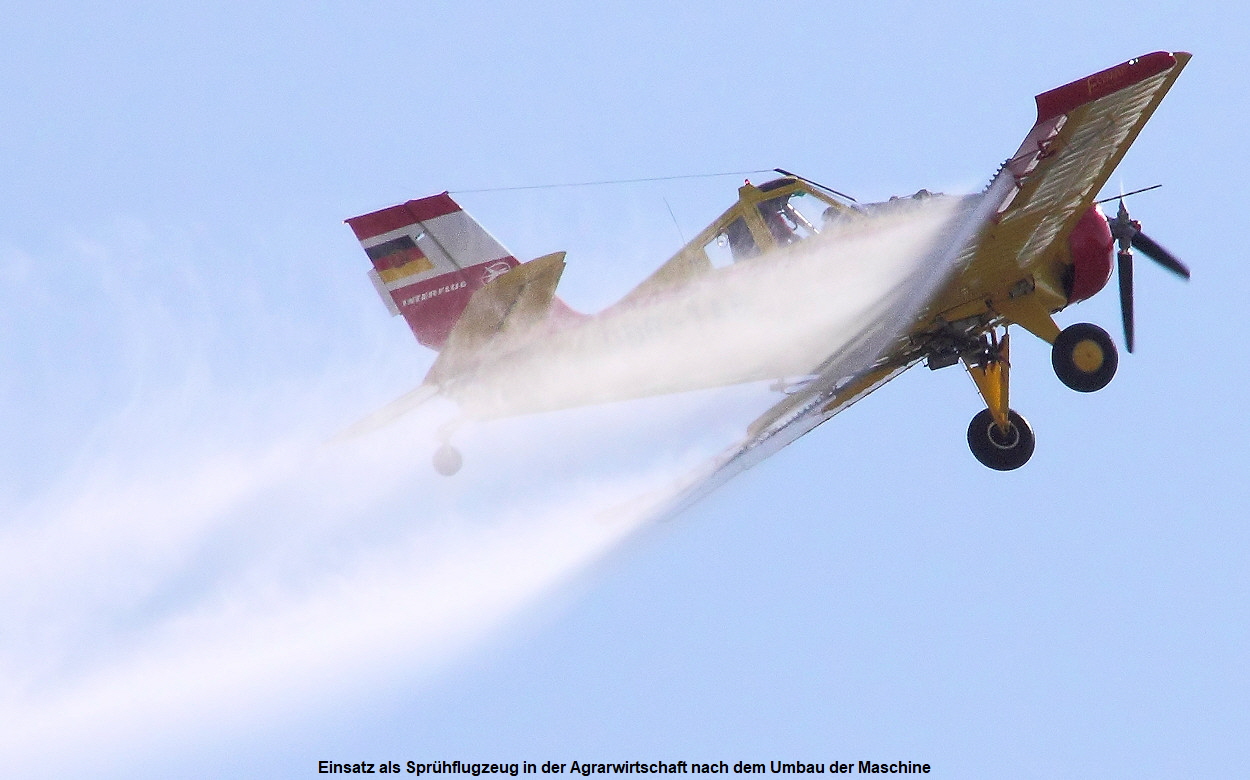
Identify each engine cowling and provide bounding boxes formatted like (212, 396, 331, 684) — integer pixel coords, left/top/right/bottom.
(1066, 204, 1115, 303)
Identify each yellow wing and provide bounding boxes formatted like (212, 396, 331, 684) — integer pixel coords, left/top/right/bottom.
(923, 51, 1191, 340)
(649, 52, 1192, 518)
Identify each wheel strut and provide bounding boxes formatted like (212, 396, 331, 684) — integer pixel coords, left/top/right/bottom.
(961, 329, 1035, 470)
(962, 331, 1011, 433)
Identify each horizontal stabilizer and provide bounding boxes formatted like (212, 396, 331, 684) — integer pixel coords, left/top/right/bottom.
(426, 251, 569, 384)
(330, 383, 440, 442)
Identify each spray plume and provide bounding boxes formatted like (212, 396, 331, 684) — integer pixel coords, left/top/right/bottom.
(0, 194, 970, 775)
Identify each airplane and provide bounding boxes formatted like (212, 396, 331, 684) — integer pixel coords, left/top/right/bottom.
(343, 51, 1191, 504)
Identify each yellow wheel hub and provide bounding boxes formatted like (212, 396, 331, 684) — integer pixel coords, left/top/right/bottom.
(1071, 339, 1105, 373)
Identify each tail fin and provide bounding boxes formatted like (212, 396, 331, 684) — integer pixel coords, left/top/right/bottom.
(346, 193, 520, 350)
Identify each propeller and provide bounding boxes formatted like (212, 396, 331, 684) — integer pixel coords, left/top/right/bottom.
(1105, 198, 1191, 353)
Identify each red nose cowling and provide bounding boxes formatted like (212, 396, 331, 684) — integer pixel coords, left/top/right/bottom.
(1066, 204, 1115, 303)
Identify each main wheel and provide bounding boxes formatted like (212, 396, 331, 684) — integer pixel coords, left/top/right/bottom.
(966, 408, 1035, 471)
(432, 443, 463, 476)
(1052, 322, 1118, 392)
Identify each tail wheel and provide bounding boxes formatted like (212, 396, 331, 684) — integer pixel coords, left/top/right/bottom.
(432, 444, 463, 476)
(966, 408, 1035, 471)
(1052, 322, 1118, 392)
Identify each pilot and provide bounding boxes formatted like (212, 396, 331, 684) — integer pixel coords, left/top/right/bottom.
(761, 201, 798, 246)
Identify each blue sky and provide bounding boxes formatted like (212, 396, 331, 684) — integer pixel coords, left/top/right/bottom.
(2, 2, 1247, 777)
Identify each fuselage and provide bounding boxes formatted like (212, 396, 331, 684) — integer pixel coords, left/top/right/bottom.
(443, 191, 982, 419)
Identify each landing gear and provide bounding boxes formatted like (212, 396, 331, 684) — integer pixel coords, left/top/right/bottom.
(960, 328, 1035, 470)
(1052, 322, 1118, 392)
(966, 408, 1035, 471)
(432, 443, 462, 476)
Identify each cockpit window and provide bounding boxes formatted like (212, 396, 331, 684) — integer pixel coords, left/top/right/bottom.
(704, 217, 758, 267)
(724, 216, 759, 260)
(758, 192, 823, 246)
(704, 188, 854, 268)
(793, 191, 843, 232)
(758, 196, 796, 246)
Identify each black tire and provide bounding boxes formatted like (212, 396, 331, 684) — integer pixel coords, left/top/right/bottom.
(1052, 322, 1118, 393)
(432, 444, 463, 476)
(966, 408, 1035, 471)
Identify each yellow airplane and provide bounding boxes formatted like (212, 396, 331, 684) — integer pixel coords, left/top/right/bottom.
(345, 51, 1190, 493)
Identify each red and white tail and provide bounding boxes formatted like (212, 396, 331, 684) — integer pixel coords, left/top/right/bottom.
(346, 193, 521, 350)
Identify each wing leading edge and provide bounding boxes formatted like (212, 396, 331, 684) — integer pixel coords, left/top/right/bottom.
(947, 52, 1190, 324)
(647, 177, 1018, 522)
(643, 52, 1190, 521)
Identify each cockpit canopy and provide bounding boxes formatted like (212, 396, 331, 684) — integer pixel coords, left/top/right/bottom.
(616, 174, 864, 306)
(701, 176, 856, 267)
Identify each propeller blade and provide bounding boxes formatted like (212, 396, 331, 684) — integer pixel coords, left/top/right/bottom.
(1131, 231, 1191, 279)
(1118, 249, 1135, 353)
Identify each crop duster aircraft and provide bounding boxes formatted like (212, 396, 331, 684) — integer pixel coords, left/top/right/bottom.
(344, 51, 1190, 505)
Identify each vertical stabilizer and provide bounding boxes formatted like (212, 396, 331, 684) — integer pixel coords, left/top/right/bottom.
(346, 193, 521, 350)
